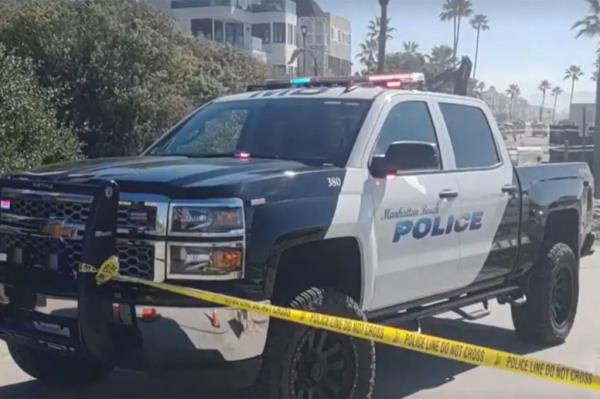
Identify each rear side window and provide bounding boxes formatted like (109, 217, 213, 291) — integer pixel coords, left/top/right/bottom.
(440, 103, 500, 169)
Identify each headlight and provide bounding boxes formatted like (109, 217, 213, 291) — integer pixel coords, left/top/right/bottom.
(169, 200, 244, 237)
(167, 243, 244, 280)
(167, 199, 245, 280)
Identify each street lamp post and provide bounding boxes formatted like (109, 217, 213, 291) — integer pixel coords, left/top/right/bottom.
(300, 24, 307, 75)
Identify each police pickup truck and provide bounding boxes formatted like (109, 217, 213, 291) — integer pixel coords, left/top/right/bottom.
(0, 73, 595, 398)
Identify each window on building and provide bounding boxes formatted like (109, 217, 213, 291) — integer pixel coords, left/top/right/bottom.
(315, 20, 324, 45)
(273, 22, 286, 43)
(191, 19, 213, 40)
(328, 56, 351, 76)
(172, 0, 212, 9)
(440, 103, 500, 169)
(225, 22, 244, 47)
(252, 23, 271, 44)
(287, 24, 295, 45)
(214, 20, 224, 42)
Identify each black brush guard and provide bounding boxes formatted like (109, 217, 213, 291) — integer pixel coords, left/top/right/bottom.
(0, 178, 121, 368)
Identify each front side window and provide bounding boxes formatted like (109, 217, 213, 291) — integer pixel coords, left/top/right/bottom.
(440, 103, 500, 169)
(149, 99, 372, 167)
(373, 101, 440, 162)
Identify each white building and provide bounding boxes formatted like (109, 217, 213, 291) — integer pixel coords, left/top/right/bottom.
(295, 0, 351, 76)
(146, 0, 299, 76)
(570, 103, 596, 127)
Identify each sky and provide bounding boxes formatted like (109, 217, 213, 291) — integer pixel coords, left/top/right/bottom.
(318, 0, 599, 111)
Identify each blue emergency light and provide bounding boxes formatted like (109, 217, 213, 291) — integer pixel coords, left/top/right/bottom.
(291, 77, 312, 85)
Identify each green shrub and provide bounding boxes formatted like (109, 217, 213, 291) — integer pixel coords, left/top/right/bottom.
(0, 0, 268, 158)
(0, 45, 80, 173)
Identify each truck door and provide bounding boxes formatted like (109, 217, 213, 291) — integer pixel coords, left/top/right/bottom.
(436, 101, 520, 286)
(368, 99, 463, 310)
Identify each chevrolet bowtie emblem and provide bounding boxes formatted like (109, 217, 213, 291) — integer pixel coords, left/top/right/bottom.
(43, 222, 78, 241)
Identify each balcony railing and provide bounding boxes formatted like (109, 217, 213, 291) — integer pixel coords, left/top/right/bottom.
(171, 0, 295, 13)
(171, 0, 244, 9)
(248, 0, 295, 13)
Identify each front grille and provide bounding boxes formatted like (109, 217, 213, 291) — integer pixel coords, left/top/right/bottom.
(0, 234, 155, 279)
(7, 196, 157, 230)
(0, 189, 161, 282)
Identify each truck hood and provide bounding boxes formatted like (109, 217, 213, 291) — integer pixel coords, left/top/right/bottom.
(7, 156, 343, 200)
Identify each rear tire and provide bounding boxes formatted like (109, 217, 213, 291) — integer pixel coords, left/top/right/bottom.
(257, 288, 376, 398)
(8, 342, 112, 384)
(511, 243, 579, 345)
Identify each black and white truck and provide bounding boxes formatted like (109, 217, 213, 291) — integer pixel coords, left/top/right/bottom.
(0, 73, 595, 398)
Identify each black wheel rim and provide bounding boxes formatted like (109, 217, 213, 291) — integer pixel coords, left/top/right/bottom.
(551, 267, 572, 326)
(289, 329, 356, 398)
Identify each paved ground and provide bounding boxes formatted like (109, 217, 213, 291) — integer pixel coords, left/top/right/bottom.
(1, 249, 599, 398)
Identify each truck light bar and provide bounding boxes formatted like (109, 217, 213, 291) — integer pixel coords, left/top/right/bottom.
(249, 73, 426, 92)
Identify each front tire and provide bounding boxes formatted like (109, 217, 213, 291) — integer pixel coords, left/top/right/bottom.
(511, 242, 579, 345)
(257, 288, 376, 398)
(8, 342, 112, 384)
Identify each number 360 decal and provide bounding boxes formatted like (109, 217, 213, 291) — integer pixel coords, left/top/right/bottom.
(327, 177, 342, 187)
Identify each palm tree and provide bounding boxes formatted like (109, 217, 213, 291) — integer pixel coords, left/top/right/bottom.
(538, 80, 552, 121)
(357, 38, 378, 74)
(367, 17, 396, 41)
(386, 41, 425, 73)
(505, 84, 521, 119)
(402, 41, 419, 54)
(360, 17, 395, 74)
(470, 14, 490, 79)
(564, 65, 584, 111)
(426, 44, 456, 75)
(476, 80, 486, 92)
(440, 0, 474, 59)
(377, 0, 391, 73)
(551, 86, 563, 123)
(573, 0, 600, 195)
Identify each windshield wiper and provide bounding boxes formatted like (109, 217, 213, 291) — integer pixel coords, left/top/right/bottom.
(152, 152, 338, 166)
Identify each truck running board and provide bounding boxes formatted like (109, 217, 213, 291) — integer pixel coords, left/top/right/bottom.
(370, 286, 522, 325)
(452, 306, 490, 321)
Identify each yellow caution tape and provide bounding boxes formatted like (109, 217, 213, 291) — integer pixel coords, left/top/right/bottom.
(90, 258, 600, 392)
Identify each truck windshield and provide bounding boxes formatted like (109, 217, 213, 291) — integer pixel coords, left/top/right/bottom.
(147, 98, 372, 166)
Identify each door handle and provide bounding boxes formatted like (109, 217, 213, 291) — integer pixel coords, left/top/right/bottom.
(501, 184, 518, 194)
(439, 189, 459, 199)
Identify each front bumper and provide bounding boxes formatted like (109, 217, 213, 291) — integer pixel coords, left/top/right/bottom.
(0, 289, 269, 369)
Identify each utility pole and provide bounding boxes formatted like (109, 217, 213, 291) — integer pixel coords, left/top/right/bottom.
(300, 25, 308, 75)
(594, 57, 600, 197)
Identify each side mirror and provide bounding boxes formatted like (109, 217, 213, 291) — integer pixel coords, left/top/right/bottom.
(370, 141, 440, 178)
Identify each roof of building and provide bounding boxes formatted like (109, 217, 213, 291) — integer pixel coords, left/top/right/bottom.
(293, 0, 325, 17)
